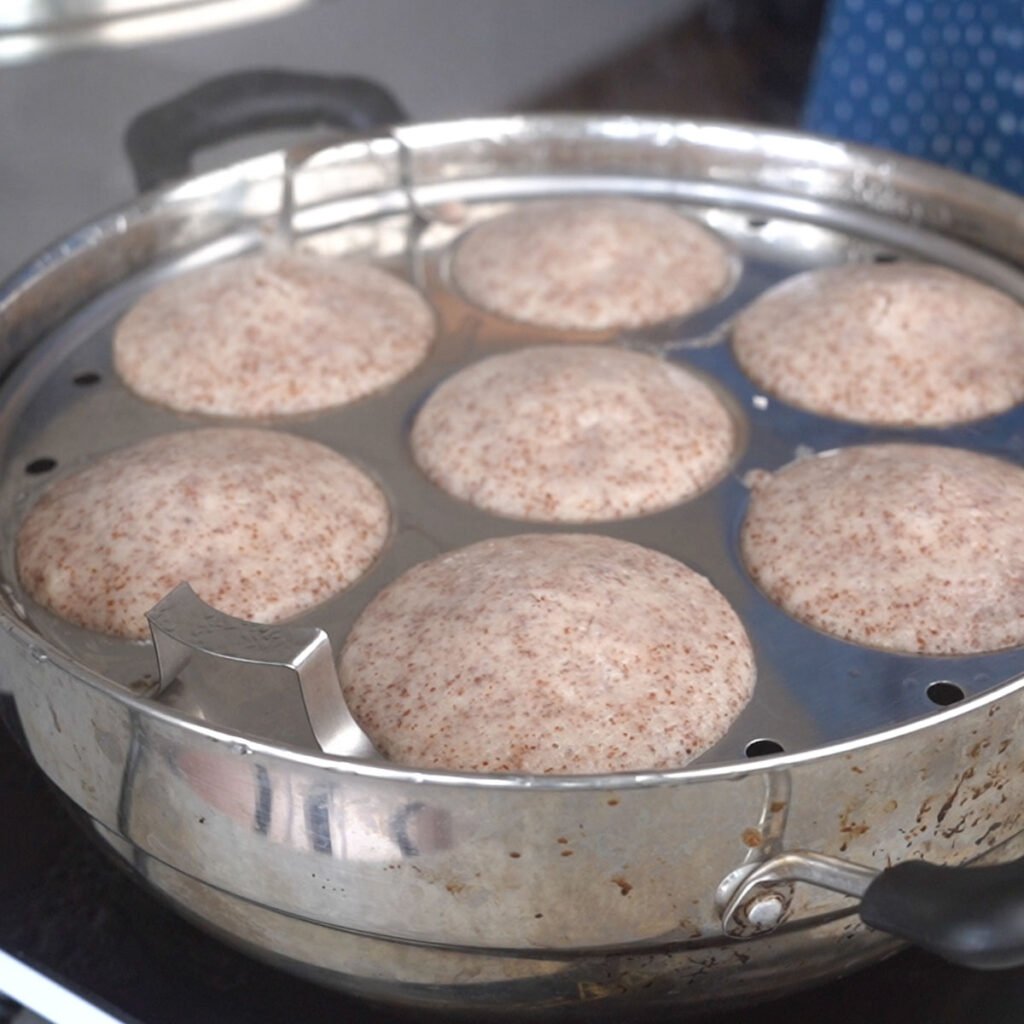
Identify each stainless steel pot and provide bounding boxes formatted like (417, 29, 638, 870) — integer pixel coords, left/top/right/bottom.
(3, 72, 1024, 1019)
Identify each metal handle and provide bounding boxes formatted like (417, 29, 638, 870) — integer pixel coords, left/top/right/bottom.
(124, 69, 407, 192)
(722, 848, 1024, 969)
(145, 583, 377, 759)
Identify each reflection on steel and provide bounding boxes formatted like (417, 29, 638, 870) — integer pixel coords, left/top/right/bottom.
(0, 0, 314, 64)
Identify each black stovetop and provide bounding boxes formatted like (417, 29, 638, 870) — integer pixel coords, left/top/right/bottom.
(2, 713, 1023, 1024)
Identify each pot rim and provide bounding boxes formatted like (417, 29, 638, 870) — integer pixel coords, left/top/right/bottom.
(7, 604, 1024, 790)
(4, 111, 1024, 792)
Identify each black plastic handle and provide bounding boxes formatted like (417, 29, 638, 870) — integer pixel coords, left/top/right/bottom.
(124, 69, 407, 193)
(861, 857, 1024, 970)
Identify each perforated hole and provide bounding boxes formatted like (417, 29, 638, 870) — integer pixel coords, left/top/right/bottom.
(73, 371, 101, 387)
(747, 216, 770, 229)
(25, 458, 57, 475)
(745, 738, 785, 758)
(873, 252, 899, 263)
(927, 681, 965, 706)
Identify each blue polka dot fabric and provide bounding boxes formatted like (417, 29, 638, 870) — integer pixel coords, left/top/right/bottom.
(803, 0, 1024, 193)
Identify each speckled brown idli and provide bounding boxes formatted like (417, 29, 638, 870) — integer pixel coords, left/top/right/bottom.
(411, 346, 736, 522)
(114, 251, 434, 417)
(741, 443, 1024, 654)
(339, 533, 755, 774)
(733, 262, 1024, 427)
(17, 428, 389, 639)
(452, 198, 733, 332)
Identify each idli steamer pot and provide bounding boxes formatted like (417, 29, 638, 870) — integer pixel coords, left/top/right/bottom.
(2, 71, 1024, 1018)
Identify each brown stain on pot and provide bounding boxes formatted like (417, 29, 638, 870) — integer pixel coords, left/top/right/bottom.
(611, 875, 633, 896)
(741, 828, 762, 848)
(937, 767, 974, 824)
(838, 810, 870, 852)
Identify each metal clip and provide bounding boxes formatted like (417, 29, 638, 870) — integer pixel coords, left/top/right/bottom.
(721, 850, 879, 939)
(146, 583, 378, 759)
(716, 769, 795, 937)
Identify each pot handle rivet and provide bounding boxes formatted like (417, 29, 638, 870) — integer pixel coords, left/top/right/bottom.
(720, 850, 876, 940)
(721, 847, 1024, 969)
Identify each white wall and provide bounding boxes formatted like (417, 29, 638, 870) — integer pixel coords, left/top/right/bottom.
(0, 0, 700, 278)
